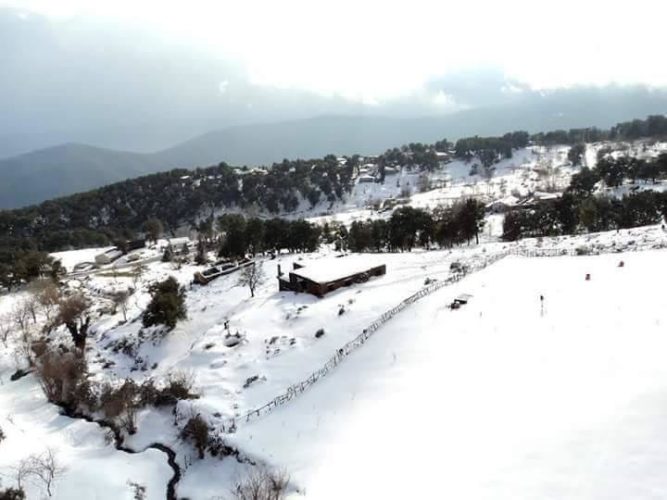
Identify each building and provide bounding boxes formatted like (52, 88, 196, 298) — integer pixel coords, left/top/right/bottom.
(126, 239, 146, 251)
(485, 195, 519, 213)
(193, 258, 253, 285)
(94, 248, 123, 265)
(159, 237, 191, 250)
(278, 258, 386, 297)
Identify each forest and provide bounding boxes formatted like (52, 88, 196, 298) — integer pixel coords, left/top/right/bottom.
(2, 115, 667, 288)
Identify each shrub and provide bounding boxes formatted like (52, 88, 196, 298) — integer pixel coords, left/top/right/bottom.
(0, 425, 4, 443)
(99, 379, 141, 434)
(139, 372, 198, 407)
(163, 371, 198, 401)
(0, 486, 26, 500)
(314, 329, 325, 339)
(142, 277, 186, 330)
(127, 481, 146, 500)
(34, 349, 92, 412)
(161, 245, 174, 262)
(230, 468, 289, 500)
(180, 415, 210, 459)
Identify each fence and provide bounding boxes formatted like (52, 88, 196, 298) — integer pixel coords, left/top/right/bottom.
(220, 241, 665, 432)
(222, 249, 511, 431)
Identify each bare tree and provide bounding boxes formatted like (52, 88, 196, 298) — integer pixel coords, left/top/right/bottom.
(37, 281, 61, 325)
(230, 468, 289, 500)
(11, 301, 31, 336)
(0, 313, 11, 346)
(26, 279, 60, 325)
(12, 301, 35, 366)
(131, 265, 145, 290)
(56, 295, 91, 352)
(24, 296, 39, 324)
(15, 449, 64, 497)
(237, 262, 265, 298)
(111, 290, 131, 322)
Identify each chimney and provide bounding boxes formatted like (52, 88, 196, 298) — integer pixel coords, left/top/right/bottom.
(277, 264, 282, 277)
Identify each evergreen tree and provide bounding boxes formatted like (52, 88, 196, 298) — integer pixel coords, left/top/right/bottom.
(142, 277, 187, 330)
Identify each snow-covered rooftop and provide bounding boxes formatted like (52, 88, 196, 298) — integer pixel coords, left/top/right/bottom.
(290, 255, 385, 283)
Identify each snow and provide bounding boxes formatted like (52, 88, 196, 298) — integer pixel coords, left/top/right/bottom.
(288, 255, 385, 283)
(4, 136, 667, 497)
(50, 246, 113, 272)
(229, 249, 667, 499)
(4, 225, 667, 497)
(0, 376, 172, 499)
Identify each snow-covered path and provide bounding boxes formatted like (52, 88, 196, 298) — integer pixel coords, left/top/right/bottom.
(230, 250, 667, 499)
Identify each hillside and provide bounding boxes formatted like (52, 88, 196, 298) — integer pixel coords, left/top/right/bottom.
(159, 91, 667, 168)
(0, 143, 165, 209)
(3, 88, 667, 209)
(1, 225, 667, 498)
(231, 245, 667, 499)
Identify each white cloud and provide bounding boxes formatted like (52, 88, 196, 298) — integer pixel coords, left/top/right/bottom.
(4, 0, 667, 100)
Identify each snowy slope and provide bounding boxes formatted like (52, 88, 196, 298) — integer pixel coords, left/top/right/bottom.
(0, 371, 172, 499)
(229, 249, 667, 499)
(3, 222, 667, 498)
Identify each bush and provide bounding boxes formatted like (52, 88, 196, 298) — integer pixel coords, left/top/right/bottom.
(0, 425, 4, 443)
(162, 371, 198, 402)
(230, 468, 289, 500)
(0, 486, 26, 500)
(180, 415, 210, 459)
(314, 329, 325, 339)
(127, 481, 146, 500)
(139, 372, 199, 407)
(99, 379, 141, 434)
(34, 349, 93, 412)
(142, 277, 186, 330)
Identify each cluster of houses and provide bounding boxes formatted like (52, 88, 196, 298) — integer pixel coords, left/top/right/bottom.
(92, 239, 147, 266)
(72, 237, 196, 273)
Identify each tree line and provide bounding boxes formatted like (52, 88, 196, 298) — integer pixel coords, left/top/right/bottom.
(343, 200, 486, 253)
(2, 114, 667, 288)
(503, 173, 667, 241)
(215, 215, 321, 258)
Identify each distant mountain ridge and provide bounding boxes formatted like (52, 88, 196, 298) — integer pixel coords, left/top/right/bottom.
(0, 143, 164, 209)
(2, 90, 667, 209)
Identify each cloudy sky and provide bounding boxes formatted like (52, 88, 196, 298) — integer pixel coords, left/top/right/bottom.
(5, 0, 667, 100)
(1, 0, 666, 156)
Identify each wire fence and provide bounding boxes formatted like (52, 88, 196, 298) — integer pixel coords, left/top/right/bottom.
(218, 241, 666, 432)
(221, 250, 510, 431)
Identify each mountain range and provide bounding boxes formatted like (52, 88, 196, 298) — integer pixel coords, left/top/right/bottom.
(2, 89, 667, 209)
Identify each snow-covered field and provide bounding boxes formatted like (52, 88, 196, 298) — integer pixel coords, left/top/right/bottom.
(2, 222, 667, 498)
(3, 137, 667, 498)
(231, 248, 667, 499)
